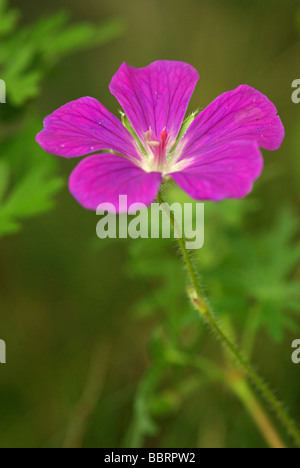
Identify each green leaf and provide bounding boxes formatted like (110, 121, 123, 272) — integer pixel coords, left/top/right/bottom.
(0, 0, 19, 37)
(216, 208, 300, 341)
(0, 2, 125, 106)
(0, 120, 63, 237)
(0, 160, 9, 202)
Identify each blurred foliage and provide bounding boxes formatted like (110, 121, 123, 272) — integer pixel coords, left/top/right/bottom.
(0, 121, 62, 236)
(123, 187, 300, 446)
(0, 0, 124, 106)
(220, 208, 300, 342)
(0, 0, 124, 237)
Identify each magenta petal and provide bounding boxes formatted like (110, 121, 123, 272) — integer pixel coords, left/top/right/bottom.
(170, 141, 263, 201)
(109, 61, 199, 144)
(178, 85, 284, 162)
(36, 97, 140, 159)
(69, 154, 162, 212)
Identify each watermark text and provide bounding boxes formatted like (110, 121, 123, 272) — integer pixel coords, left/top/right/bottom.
(291, 79, 300, 104)
(292, 339, 300, 364)
(96, 196, 204, 250)
(0, 339, 6, 364)
(0, 79, 6, 104)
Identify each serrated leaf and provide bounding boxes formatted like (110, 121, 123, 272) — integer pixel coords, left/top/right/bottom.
(0, 120, 63, 237)
(0, 2, 125, 106)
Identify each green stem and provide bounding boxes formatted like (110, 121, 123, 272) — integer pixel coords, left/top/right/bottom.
(157, 191, 300, 447)
(229, 373, 286, 449)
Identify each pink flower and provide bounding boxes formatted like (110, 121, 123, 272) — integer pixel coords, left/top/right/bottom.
(36, 61, 284, 212)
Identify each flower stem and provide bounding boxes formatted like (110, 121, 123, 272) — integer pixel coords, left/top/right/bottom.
(157, 191, 300, 447)
(228, 373, 286, 449)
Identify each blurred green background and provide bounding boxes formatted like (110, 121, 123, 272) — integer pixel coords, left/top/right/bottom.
(0, 0, 300, 448)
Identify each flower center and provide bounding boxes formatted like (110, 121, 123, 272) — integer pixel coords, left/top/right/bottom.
(142, 127, 172, 174)
(136, 126, 193, 175)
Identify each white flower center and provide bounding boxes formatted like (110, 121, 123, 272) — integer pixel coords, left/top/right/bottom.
(138, 127, 189, 175)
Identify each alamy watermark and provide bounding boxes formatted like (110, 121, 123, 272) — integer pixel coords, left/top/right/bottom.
(291, 79, 300, 104)
(0, 79, 6, 104)
(291, 339, 300, 364)
(1, 80, 7, 364)
(96, 196, 204, 250)
(0, 340, 6, 364)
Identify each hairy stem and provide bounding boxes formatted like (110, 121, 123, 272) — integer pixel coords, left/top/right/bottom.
(228, 373, 286, 449)
(157, 191, 300, 448)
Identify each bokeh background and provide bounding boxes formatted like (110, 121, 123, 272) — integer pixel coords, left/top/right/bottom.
(0, 0, 300, 448)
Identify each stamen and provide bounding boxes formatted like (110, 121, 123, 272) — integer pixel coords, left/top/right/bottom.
(142, 127, 170, 173)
